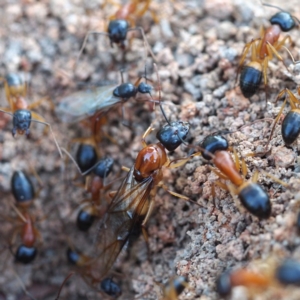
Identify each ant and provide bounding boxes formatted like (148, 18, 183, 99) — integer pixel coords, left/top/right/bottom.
(76, 157, 114, 231)
(66, 247, 122, 298)
(160, 276, 188, 300)
(0, 73, 63, 158)
(55, 68, 154, 127)
(61, 64, 200, 288)
(6, 170, 42, 264)
(237, 2, 298, 99)
(76, 0, 156, 64)
(197, 133, 272, 218)
(217, 257, 300, 297)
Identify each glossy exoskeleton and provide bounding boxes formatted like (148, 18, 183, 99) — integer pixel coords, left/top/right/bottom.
(11, 171, 34, 207)
(76, 144, 98, 173)
(77, 157, 114, 231)
(100, 278, 122, 298)
(199, 134, 271, 218)
(237, 5, 295, 98)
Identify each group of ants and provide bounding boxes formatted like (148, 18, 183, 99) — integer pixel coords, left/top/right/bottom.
(3, 0, 300, 299)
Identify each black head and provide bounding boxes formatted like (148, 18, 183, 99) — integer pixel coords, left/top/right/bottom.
(156, 121, 190, 151)
(137, 82, 153, 96)
(216, 272, 232, 296)
(12, 109, 31, 136)
(6, 73, 23, 87)
(11, 171, 34, 205)
(201, 134, 229, 160)
(113, 83, 137, 99)
(270, 12, 296, 32)
(108, 19, 129, 46)
(93, 157, 114, 178)
(15, 245, 37, 264)
(76, 144, 98, 173)
(276, 259, 300, 285)
(77, 209, 95, 231)
(66, 248, 80, 265)
(100, 278, 122, 298)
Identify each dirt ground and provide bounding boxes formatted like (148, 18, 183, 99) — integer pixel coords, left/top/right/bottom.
(1, 0, 300, 299)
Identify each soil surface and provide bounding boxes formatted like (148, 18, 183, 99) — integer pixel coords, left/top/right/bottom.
(1, 0, 300, 299)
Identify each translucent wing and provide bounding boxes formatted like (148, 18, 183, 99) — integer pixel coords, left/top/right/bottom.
(88, 166, 154, 282)
(55, 85, 120, 123)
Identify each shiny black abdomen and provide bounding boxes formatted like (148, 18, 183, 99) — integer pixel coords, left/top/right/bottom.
(240, 66, 262, 98)
(76, 144, 98, 173)
(15, 245, 37, 264)
(238, 182, 271, 219)
(66, 248, 80, 265)
(270, 12, 295, 32)
(11, 171, 34, 204)
(282, 110, 300, 145)
(276, 259, 300, 285)
(77, 209, 95, 231)
(201, 134, 229, 160)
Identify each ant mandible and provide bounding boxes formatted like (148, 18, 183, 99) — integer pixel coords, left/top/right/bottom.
(237, 2, 298, 99)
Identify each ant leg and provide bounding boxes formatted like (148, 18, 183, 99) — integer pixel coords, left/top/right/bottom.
(265, 96, 287, 152)
(76, 31, 109, 68)
(55, 272, 74, 300)
(11, 269, 37, 300)
(127, 27, 157, 61)
(236, 39, 261, 83)
(30, 112, 63, 160)
(141, 124, 155, 147)
(27, 96, 53, 110)
(158, 182, 203, 207)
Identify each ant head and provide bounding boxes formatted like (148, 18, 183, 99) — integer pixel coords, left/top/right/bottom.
(156, 121, 190, 151)
(100, 278, 122, 298)
(137, 81, 153, 96)
(15, 245, 37, 264)
(201, 134, 229, 160)
(92, 157, 114, 178)
(108, 19, 129, 44)
(12, 109, 31, 137)
(113, 83, 137, 100)
(270, 12, 296, 32)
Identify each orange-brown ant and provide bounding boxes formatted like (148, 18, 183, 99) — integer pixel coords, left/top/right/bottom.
(237, 2, 298, 98)
(76, 0, 156, 64)
(193, 133, 273, 218)
(66, 247, 122, 298)
(160, 276, 188, 300)
(217, 257, 300, 297)
(0, 73, 63, 158)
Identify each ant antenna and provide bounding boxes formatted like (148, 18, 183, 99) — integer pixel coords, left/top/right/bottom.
(153, 63, 171, 126)
(282, 45, 300, 65)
